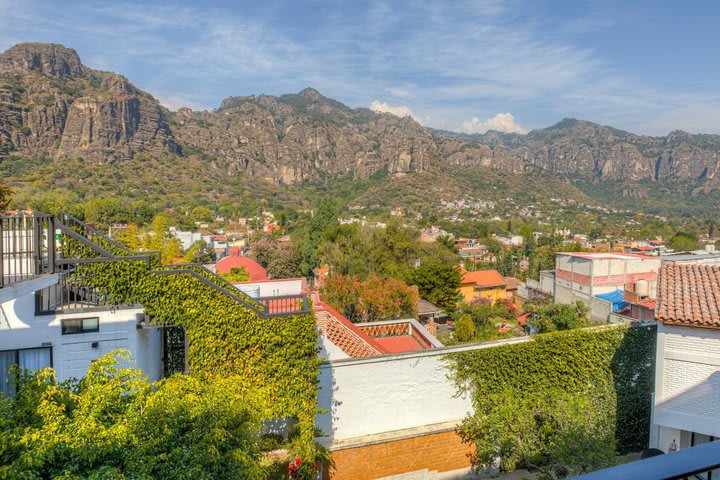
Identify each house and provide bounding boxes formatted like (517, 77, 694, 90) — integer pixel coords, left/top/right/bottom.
(553, 252, 661, 321)
(417, 298, 448, 335)
(650, 264, 720, 453)
(0, 215, 164, 396)
(215, 247, 269, 281)
(458, 269, 507, 303)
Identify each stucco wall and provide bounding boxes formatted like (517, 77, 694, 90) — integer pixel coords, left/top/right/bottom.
(316, 338, 531, 444)
(653, 323, 720, 438)
(0, 293, 162, 383)
(235, 278, 305, 298)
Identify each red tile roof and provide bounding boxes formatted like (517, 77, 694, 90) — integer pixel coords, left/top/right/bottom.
(373, 336, 423, 353)
(314, 304, 387, 358)
(656, 264, 720, 330)
(216, 251, 268, 281)
(461, 269, 506, 288)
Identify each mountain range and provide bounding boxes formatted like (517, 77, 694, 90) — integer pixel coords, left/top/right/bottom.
(1, 42, 719, 218)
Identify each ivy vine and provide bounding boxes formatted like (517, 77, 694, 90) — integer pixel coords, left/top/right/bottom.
(62, 229, 323, 471)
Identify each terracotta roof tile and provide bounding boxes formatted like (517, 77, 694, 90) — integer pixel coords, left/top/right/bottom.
(656, 264, 720, 330)
(461, 269, 506, 288)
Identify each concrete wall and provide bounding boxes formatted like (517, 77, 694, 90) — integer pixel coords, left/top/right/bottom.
(234, 278, 305, 298)
(0, 292, 163, 383)
(653, 323, 720, 439)
(316, 337, 531, 444)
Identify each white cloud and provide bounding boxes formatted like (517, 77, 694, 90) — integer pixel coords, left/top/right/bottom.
(369, 100, 419, 122)
(461, 113, 528, 134)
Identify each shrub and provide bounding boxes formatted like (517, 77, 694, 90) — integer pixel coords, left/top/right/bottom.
(454, 313, 476, 342)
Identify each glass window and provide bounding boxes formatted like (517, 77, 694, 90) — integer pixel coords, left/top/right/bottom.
(0, 347, 52, 397)
(61, 317, 99, 335)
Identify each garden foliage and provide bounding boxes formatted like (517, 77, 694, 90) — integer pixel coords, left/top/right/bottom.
(448, 325, 656, 478)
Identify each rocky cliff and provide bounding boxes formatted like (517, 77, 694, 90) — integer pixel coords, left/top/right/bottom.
(0, 43, 178, 161)
(171, 88, 438, 184)
(434, 118, 720, 185)
(2, 42, 720, 190)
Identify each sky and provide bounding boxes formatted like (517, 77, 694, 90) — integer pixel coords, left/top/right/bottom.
(2, 0, 720, 135)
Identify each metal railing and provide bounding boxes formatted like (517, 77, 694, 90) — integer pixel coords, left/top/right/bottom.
(2, 212, 310, 318)
(0, 214, 55, 287)
(55, 215, 310, 318)
(571, 440, 720, 480)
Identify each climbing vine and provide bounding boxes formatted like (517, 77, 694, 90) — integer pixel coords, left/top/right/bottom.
(448, 324, 656, 475)
(62, 229, 323, 474)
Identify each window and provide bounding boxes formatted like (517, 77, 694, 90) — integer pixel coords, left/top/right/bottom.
(61, 317, 99, 335)
(0, 347, 52, 397)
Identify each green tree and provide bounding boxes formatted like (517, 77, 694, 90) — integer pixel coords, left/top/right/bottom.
(669, 231, 700, 252)
(408, 262, 461, 312)
(321, 274, 418, 322)
(0, 351, 264, 479)
(84, 197, 130, 225)
(526, 301, 589, 333)
(143, 214, 184, 263)
(219, 266, 250, 282)
(454, 313, 476, 342)
(184, 239, 217, 264)
(461, 389, 617, 478)
(0, 184, 12, 211)
(191, 205, 214, 224)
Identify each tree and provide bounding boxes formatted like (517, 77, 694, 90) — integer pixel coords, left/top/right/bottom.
(459, 389, 617, 479)
(190, 205, 214, 224)
(115, 223, 142, 251)
(408, 262, 461, 312)
(184, 240, 216, 264)
(219, 266, 250, 283)
(454, 313, 475, 342)
(143, 214, 184, 263)
(321, 274, 418, 322)
(84, 197, 130, 225)
(526, 301, 589, 333)
(0, 184, 12, 211)
(669, 231, 700, 252)
(0, 351, 264, 479)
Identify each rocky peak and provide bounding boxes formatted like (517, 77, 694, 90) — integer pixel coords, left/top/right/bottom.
(297, 87, 324, 100)
(0, 42, 85, 79)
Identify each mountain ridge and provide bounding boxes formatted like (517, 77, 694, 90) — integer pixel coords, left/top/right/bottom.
(1, 42, 720, 217)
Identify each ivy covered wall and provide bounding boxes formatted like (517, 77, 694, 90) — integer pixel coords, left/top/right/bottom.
(448, 324, 656, 475)
(62, 230, 322, 470)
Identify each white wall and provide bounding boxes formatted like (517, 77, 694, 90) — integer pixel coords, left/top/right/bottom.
(653, 323, 720, 439)
(0, 292, 163, 383)
(235, 278, 304, 298)
(316, 337, 530, 443)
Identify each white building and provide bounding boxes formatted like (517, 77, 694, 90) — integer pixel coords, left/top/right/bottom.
(553, 252, 662, 321)
(650, 263, 720, 464)
(233, 277, 307, 299)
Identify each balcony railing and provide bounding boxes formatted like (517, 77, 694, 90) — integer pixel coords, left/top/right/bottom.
(2, 213, 310, 319)
(0, 214, 55, 287)
(571, 441, 720, 480)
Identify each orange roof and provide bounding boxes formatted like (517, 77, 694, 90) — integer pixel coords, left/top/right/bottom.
(216, 251, 268, 281)
(657, 264, 720, 330)
(374, 336, 423, 353)
(461, 269, 506, 288)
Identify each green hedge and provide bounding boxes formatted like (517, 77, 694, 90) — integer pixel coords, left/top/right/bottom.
(448, 324, 656, 472)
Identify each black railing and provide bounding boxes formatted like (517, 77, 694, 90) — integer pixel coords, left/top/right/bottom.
(256, 294, 310, 318)
(2, 212, 310, 319)
(0, 214, 55, 287)
(571, 441, 720, 480)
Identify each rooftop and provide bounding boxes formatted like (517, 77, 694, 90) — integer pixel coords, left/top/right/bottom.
(558, 252, 652, 260)
(461, 269, 506, 288)
(656, 263, 720, 330)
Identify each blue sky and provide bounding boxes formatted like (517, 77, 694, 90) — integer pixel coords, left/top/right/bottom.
(2, 0, 720, 135)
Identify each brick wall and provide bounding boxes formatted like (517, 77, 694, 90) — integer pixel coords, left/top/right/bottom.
(326, 429, 473, 480)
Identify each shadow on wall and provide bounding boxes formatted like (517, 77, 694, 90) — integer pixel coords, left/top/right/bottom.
(611, 324, 657, 454)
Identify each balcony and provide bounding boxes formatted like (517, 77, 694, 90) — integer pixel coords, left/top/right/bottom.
(571, 441, 720, 480)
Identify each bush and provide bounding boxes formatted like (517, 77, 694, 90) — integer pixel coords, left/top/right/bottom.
(0, 351, 264, 479)
(448, 325, 657, 476)
(454, 313, 476, 342)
